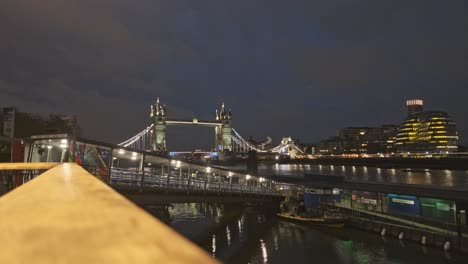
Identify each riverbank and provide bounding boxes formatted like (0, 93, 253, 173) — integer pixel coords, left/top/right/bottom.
(283, 157, 468, 170)
(322, 205, 468, 254)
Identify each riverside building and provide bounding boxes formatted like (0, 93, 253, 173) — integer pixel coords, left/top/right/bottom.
(395, 99, 459, 153)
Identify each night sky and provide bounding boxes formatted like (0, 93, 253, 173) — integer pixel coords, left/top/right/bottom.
(1, 1, 467, 150)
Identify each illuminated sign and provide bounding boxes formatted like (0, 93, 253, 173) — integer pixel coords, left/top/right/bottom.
(392, 198, 415, 205)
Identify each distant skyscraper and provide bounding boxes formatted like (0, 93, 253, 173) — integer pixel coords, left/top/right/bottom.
(406, 99, 424, 116)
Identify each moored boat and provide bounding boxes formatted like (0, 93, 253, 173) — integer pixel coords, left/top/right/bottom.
(277, 212, 346, 228)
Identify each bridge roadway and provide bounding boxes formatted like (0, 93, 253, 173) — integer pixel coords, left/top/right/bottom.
(269, 174, 468, 203)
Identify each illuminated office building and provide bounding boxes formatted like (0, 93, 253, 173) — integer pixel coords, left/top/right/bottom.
(395, 100, 459, 153)
(318, 125, 398, 155)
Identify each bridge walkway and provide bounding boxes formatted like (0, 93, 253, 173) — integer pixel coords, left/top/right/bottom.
(109, 168, 279, 196)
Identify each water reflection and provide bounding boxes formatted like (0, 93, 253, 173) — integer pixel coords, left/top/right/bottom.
(445, 170, 453, 186)
(250, 164, 468, 188)
(212, 234, 216, 257)
(154, 203, 468, 264)
(226, 226, 231, 246)
(425, 172, 432, 185)
(260, 239, 268, 264)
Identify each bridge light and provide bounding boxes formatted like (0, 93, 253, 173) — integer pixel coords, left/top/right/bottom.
(246, 175, 251, 180)
(118, 149, 125, 154)
(275, 155, 279, 160)
(206, 167, 211, 173)
(228, 172, 233, 177)
(147, 163, 152, 166)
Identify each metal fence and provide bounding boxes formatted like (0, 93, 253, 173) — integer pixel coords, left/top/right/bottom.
(109, 168, 279, 196)
(0, 169, 46, 193)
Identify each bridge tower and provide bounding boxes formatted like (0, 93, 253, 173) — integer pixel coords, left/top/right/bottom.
(150, 97, 167, 152)
(215, 103, 232, 151)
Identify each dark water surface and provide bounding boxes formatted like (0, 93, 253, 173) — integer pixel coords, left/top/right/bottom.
(219, 163, 468, 188)
(156, 203, 468, 264)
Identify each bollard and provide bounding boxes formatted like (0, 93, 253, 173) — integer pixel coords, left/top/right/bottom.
(443, 241, 451, 251)
(398, 232, 404, 240)
(380, 228, 386, 236)
(421, 235, 427, 245)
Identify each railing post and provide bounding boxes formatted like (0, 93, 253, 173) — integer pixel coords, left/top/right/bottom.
(204, 172, 207, 192)
(139, 154, 146, 190)
(160, 164, 165, 187)
(178, 167, 182, 189)
(218, 172, 221, 193)
(166, 160, 171, 190)
(256, 180, 259, 195)
(187, 165, 191, 192)
(107, 151, 113, 185)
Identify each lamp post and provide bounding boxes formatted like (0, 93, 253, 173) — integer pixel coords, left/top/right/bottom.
(205, 167, 211, 191)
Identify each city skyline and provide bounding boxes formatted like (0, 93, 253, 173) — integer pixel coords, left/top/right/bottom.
(1, 1, 467, 150)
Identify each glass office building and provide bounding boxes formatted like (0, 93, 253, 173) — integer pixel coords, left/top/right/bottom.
(396, 110, 459, 153)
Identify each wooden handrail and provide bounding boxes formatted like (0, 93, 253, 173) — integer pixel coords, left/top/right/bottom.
(0, 162, 59, 170)
(0, 163, 217, 264)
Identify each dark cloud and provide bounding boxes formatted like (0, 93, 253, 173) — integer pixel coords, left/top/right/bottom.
(1, 0, 467, 150)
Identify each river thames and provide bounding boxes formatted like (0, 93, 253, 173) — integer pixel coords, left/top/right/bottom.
(157, 203, 468, 264)
(218, 163, 468, 188)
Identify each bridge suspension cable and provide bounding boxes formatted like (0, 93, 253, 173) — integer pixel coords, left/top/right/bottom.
(231, 128, 265, 152)
(231, 128, 303, 154)
(118, 124, 153, 150)
(117, 124, 304, 155)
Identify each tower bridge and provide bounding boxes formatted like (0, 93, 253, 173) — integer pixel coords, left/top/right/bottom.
(119, 98, 304, 158)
